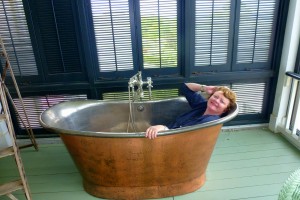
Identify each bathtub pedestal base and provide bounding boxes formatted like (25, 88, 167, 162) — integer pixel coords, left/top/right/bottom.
(83, 173, 206, 200)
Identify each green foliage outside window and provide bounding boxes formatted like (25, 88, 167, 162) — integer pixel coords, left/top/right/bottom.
(141, 17, 177, 68)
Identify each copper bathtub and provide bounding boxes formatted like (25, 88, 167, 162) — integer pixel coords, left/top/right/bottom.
(40, 97, 238, 199)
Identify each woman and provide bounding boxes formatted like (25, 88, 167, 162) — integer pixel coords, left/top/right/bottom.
(145, 83, 237, 139)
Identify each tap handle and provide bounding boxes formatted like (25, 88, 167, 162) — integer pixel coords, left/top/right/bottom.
(147, 77, 153, 88)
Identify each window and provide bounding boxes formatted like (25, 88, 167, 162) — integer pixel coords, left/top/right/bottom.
(193, 0, 277, 72)
(103, 89, 178, 100)
(91, 0, 179, 76)
(232, 82, 266, 114)
(140, 0, 177, 69)
(91, 0, 134, 72)
(13, 94, 87, 129)
(195, 0, 231, 67)
(235, 0, 277, 69)
(0, 0, 37, 76)
(237, 0, 276, 63)
(0, 0, 87, 83)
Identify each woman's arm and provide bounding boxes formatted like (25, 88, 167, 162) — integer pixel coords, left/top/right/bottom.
(185, 83, 217, 95)
(185, 83, 204, 92)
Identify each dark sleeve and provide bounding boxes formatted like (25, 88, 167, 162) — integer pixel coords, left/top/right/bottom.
(180, 83, 207, 109)
(200, 115, 220, 124)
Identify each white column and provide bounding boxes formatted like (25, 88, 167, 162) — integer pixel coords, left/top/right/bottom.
(269, 0, 300, 132)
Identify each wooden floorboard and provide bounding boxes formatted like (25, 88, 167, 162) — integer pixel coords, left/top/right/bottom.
(0, 127, 299, 200)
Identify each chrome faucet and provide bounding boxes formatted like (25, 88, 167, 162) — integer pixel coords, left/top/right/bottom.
(128, 71, 153, 101)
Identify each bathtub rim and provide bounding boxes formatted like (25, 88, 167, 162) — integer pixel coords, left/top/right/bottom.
(39, 98, 239, 138)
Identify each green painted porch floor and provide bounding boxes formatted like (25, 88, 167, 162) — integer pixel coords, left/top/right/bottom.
(1, 127, 300, 200)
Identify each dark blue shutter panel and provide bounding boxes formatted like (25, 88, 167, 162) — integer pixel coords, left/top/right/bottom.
(35, 0, 81, 74)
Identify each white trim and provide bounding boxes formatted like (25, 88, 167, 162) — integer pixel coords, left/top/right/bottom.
(222, 123, 268, 132)
(269, 0, 300, 133)
(278, 125, 300, 150)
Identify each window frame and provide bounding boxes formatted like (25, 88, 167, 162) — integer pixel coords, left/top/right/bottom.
(232, 0, 280, 71)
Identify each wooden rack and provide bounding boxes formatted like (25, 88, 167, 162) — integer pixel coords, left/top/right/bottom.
(0, 36, 35, 199)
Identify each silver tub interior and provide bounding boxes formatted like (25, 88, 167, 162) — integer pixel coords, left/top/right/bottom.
(40, 97, 191, 133)
(40, 97, 238, 136)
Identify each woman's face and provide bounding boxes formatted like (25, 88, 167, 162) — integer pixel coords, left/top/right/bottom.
(207, 91, 230, 115)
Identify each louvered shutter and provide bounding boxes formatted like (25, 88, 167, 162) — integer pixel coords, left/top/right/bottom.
(194, 0, 231, 70)
(232, 82, 266, 114)
(235, 0, 276, 69)
(140, 0, 178, 69)
(0, 0, 38, 76)
(91, 0, 134, 72)
(34, 0, 82, 75)
(103, 89, 178, 100)
(13, 94, 87, 129)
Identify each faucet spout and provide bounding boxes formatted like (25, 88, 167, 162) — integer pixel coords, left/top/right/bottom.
(147, 77, 153, 100)
(128, 71, 153, 101)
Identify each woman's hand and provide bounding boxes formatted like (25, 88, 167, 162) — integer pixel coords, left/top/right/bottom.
(145, 125, 166, 139)
(185, 83, 217, 95)
(204, 85, 217, 95)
